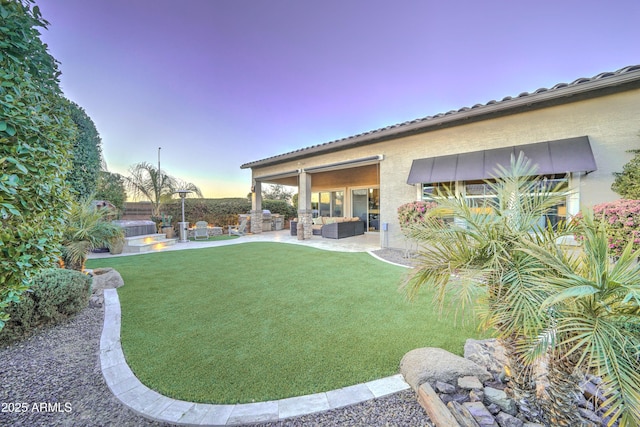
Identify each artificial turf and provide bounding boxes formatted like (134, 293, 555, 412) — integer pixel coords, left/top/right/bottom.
(87, 242, 485, 404)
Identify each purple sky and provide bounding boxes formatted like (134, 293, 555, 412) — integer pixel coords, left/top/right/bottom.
(37, 0, 640, 198)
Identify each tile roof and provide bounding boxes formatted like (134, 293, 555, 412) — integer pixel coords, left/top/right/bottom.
(241, 65, 640, 169)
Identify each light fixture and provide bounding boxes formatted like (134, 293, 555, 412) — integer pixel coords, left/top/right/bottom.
(175, 189, 191, 243)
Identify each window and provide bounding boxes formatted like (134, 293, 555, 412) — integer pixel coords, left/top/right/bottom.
(311, 191, 344, 218)
(421, 174, 569, 228)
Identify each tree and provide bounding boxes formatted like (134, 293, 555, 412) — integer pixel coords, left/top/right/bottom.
(95, 170, 127, 211)
(522, 215, 640, 426)
(65, 100, 103, 199)
(402, 154, 570, 423)
(0, 0, 75, 330)
(612, 148, 640, 199)
(124, 161, 203, 218)
(262, 184, 293, 202)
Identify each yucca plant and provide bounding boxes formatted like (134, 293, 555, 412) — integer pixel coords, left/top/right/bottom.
(521, 214, 640, 426)
(61, 197, 125, 271)
(402, 153, 570, 423)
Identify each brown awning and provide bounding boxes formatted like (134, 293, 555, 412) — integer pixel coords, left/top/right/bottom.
(407, 136, 597, 184)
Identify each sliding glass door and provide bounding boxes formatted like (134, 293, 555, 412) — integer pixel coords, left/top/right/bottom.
(351, 188, 380, 231)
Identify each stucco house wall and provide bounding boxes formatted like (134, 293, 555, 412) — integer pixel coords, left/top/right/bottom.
(242, 66, 640, 250)
(378, 88, 639, 248)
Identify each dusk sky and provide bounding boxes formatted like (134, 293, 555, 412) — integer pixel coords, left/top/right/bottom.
(37, 0, 640, 198)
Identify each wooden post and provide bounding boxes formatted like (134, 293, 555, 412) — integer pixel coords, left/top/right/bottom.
(417, 383, 461, 427)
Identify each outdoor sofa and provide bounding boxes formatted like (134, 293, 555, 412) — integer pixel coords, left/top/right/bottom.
(290, 217, 365, 239)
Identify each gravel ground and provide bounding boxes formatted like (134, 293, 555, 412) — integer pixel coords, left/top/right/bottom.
(0, 251, 431, 427)
(370, 248, 420, 267)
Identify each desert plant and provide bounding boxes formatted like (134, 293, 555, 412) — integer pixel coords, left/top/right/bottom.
(61, 196, 125, 271)
(522, 214, 640, 426)
(0, 268, 92, 344)
(402, 153, 570, 423)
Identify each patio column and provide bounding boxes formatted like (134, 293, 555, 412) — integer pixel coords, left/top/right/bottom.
(297, 171, 313, 239)
(251, 180, 263, 234)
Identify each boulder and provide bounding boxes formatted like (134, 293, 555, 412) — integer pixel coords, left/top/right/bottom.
(90, 268, 124, 292)
(400, 348, 492, 391)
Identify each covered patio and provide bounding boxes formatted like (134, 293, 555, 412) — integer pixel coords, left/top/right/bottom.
(243, 155, 383, 242)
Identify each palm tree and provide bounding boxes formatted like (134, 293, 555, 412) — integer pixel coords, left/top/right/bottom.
(402, 153, 570, 423)
(124, 162, 203, 218)
(521, 214, 640, 426)
(61, 197, 125, 271)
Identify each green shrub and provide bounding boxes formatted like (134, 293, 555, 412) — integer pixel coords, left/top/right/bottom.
(0, 269, 92, 344)
(262, 199, 296, 219)
(163, 198, 251, 226)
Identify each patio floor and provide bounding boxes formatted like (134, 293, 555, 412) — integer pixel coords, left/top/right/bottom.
(88, 229, 383, 259)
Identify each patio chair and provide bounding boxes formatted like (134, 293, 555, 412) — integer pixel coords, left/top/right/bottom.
(228, 218, 248, 236)
(194, 221, 209, 240)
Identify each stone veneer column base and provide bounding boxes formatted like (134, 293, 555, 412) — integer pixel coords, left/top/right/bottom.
(250, 210, 263, 234)
(298, 209, 313, 240)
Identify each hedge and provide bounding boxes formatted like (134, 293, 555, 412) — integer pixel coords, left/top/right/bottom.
(161, 198, 297, 227)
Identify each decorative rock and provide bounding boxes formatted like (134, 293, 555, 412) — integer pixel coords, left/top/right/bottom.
(523, 424, 545, 427)
(440, 393, 469, 404)
(91, 268, 124, 291)
(484, 387, 517, 416)
(400, 347, 492, 391)
(464, 339, 508, 376)
(486, 403, 501, 415)
(459, 376, 484, 390)
(495, 411, 523, 427)
(464, 402, 499, 427)
(436, 381, 457, 394)
(469, 390, 484, 402)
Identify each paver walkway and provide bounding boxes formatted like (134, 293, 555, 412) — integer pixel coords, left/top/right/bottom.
(97, 230, 411, 425)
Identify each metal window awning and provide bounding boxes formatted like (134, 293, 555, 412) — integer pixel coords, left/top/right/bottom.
(407, 136, 597, 184)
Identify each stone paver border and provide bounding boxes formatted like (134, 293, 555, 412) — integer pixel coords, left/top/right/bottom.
(100, 289, 410, 426)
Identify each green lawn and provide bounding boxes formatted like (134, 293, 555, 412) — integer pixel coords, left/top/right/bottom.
(87, 242, 485, 404)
